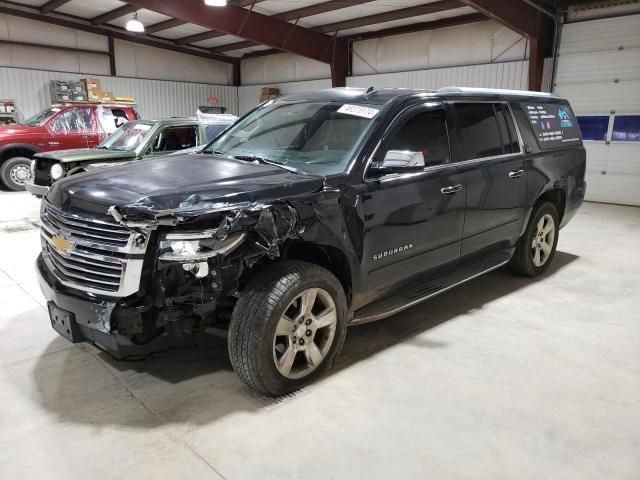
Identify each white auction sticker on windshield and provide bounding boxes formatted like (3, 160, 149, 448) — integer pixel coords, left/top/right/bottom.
(337, 104, 379, 119)
(132, 124, 151, 131)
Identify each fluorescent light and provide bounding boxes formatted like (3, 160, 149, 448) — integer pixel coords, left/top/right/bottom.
(125, 13, 144, 33)
(205, 0, 227, 6)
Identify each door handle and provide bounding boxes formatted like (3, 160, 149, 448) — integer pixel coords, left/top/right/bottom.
(508, 169, 525, 179)
(440, 184, 463, 195)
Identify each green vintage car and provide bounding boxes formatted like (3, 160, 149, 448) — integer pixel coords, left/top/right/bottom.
(26, 116, 236, 196)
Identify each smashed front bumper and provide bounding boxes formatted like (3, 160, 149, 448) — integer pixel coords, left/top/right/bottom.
(36, 255, 192, 359)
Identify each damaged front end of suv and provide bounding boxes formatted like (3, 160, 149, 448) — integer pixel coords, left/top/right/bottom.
(111, 199, 302, 350)
(40, 193, 308, 358)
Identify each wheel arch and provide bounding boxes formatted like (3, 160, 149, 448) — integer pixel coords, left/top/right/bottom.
(537, 187, 566, 223)
(522, 186, 567, 236)
(283, 241, 353, 306)
(0, 143, 41, 164)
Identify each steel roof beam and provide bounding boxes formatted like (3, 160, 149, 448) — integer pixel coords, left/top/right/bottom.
(459, 0, 553, 43)
(0, 4, 234, 64)
(174, 0, 376, 46)
(144, 18, 187, 34)
(240, 11, 487, 59)
(92, 4, 139, 26)
(40, 0, 71, 14)
(212, 0, 464, 52)
(126, 0, 345, 63)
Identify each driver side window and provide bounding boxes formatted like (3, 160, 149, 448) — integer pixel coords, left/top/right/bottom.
(49, 107, 93, 134)
(381, 109, 450, 168)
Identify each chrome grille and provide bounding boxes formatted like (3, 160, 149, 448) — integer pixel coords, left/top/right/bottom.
(42, 205, 131, 248)
(40, 202, 147, 297)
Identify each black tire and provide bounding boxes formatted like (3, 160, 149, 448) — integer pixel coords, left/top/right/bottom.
(1, 157, 33, 191)
(228, 260, 348, 397)
(509, 201, 559, 277)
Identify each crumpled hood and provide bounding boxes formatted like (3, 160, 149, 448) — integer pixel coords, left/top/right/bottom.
(47, 153, 324, 217)
(36, 148, 134, 163)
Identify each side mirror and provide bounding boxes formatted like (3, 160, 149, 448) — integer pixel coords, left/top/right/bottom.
(370, 150, 425, 176)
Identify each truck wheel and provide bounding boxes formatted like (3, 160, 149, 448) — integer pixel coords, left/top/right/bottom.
(1, 157, 33, 191)
(509, 201, 559, 277)
(229, 260, 348, 396)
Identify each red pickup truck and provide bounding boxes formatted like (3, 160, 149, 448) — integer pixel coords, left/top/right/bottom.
(0, 104, 138, 190)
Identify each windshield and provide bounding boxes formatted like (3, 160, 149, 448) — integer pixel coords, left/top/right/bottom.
(22, 107, 61, 127)
(98, 121, 154, 151)
(207, 100, 379, 175)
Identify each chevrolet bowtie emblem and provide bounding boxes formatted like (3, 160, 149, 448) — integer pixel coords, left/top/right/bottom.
(51, 235, 73, 254)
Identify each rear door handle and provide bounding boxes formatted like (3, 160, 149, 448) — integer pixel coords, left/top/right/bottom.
(508, 169, 525, 179)
(440, 184, 463, 195)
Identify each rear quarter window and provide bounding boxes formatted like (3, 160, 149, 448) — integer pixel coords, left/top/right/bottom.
(522, 102, 582, 149)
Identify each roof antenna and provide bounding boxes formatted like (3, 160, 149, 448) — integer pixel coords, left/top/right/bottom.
(364, 86, 375, 98)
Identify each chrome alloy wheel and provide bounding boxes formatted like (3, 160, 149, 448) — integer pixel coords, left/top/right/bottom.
(10, 163, 32, 186)
(531, 213, 555, 267)
(272, 288, 337, 380)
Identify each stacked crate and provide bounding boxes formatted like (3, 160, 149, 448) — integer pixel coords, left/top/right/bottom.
(49, 80, 87, 102)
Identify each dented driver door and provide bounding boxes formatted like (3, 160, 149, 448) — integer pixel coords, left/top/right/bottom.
(361, 104, 466, 294)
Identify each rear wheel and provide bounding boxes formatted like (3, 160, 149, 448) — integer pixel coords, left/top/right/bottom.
(1, 157, 33, 191)
(509, 201, 559, 277)
(228, 261, 347, 396)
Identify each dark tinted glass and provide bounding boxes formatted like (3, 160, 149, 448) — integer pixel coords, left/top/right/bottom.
(456, 103, 503, 160)
(577, 116, 609, 141)
(498, 103, 520, 153)
(612, 115, 640, 141)
(386, 109, 450, 167)
(494, 104, 513, 153)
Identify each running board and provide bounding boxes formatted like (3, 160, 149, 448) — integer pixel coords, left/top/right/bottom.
(351, 249, 513, 324)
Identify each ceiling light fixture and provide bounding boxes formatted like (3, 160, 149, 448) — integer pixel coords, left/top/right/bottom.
(204, 0, 228, 6)
(125, 12, 145, 33)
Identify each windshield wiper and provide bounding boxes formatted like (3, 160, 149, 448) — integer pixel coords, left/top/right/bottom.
(201, 147, 223, 154)
(233, 154, 301, 174)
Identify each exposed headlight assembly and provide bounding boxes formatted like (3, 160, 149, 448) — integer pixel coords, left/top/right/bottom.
(159, 231, 245, 262)
(50, 163, 65, 180)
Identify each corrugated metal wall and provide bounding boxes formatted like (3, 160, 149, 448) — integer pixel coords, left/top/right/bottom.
(347, 60, 530, 90)
(0, 66, 238, 121)
(236, 60, 535, 115)
(238, 78, 332, 115)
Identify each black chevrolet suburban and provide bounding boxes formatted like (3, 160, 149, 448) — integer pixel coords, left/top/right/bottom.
(36, 87, 586, 396)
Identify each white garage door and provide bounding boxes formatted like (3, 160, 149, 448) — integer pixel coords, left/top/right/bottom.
(555, 14, 640, 206)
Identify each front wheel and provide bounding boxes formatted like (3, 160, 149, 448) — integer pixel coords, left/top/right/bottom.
(1, 157, 33, 191)
(228, 261, 348, 396)
(509, 201, 559, 277)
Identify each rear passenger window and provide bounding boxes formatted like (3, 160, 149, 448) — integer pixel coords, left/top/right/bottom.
(456, 103, 503, 160)
(522, 103, 582, 149)
(384, 109, 450, 167)
(495, 103, 520, 153)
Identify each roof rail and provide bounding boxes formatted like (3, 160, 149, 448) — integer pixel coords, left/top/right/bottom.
(437, 86, 559, 97)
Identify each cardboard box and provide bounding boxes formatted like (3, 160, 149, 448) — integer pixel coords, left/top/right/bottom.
(260, 87, 280, 96)
(99, 91, 114, 103)
(82, 78, 101, 92)
(87, 91, 101, 103)
(72, 94, 86, 102)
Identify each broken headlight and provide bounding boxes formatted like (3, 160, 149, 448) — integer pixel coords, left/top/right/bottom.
(159, 230, 245, 262)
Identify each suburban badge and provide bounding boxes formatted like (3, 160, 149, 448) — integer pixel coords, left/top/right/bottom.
(373, 244, 413, 261)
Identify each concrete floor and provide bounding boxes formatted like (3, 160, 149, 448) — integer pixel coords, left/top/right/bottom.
(0, 191, 638, 480)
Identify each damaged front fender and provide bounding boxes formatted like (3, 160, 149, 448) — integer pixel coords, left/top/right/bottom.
(109, 199, 302, 307)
